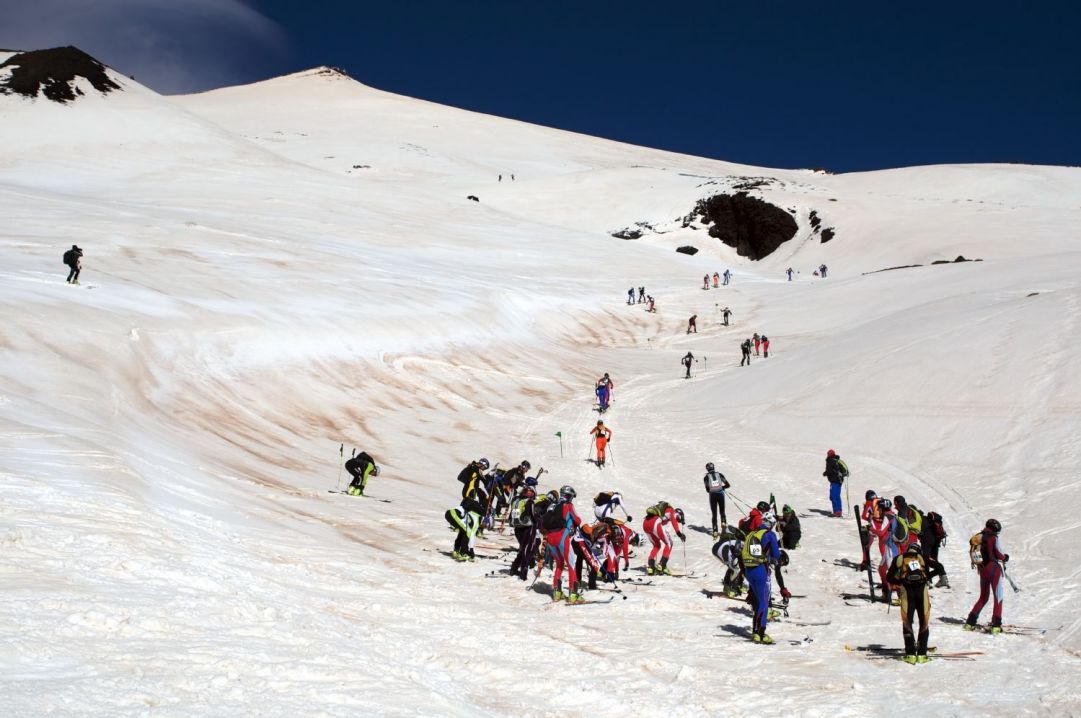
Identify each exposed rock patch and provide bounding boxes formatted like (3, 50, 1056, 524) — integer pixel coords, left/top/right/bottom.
(676, 245, 699, 255)
(0, 46, 120, 103)
(684, 193, 798, 260)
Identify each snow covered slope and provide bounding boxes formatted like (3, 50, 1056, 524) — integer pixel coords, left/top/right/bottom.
(2, 54, 1081, 716)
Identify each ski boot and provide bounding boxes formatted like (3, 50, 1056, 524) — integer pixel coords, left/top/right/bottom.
(962, 623, 978, 632)
(989, 625, 1003, 635)
(552, 590, 565, 602)
(712, 528, 720, 539)
(902, 655, 917, 665)
(858, 560, 870, 572)
(723, 586, 738, 598)
(752, 633, 761, 644)
(346, 486, 359, 496)
(646, 560, 657, 576)
(658, 559, 672, 576)
(757, 634, 774, 645)
(916, 655, 931, 664)
(767, 608, 780, 622)
(935, 575, 950, 589)
(567, 593, 583, 605)
(451, 551, 466, 562)
(466, 553, 476, 563)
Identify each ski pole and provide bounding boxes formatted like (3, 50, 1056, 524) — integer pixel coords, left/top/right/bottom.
(336, 444, 344, 491)
(608, 442, 615, 467)
(1002, 563, 1021, 593)
(844, 479, 850, 512)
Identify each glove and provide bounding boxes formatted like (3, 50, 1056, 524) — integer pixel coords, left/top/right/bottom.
(1003, 554, 1010, 563)
(780, 588, 792, 600)
(678, 532, 686, 542)
(626, 515, 633, 522)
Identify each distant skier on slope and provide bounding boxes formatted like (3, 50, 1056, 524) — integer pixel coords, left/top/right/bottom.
(595, 379, 610, 413)
(643, 501, 684, 575)
(761, 335, 770, 358)
(964, 518, 1009, 633)
(723, 269, 732, 285)
(687, 314, 697, 334)
(590, 420, 612, 467)
(786, 267, 794, 281)
(753, 332, 761, 356)
(601, 372, 614, 403)
(886, 542, 932, 663)
(819, 263, 828, 278)
(63, 244, 83, 284)
(682, 351, 695, 378)
(722, 306, 732, 326)
(647, 295, 656, 313)
(703, 462, 731, 537)
(627, 288, 636, 305)
(712, 272, 720, 288)
(703, 274, 711, 290)
(344, 450, 380, 496)
(638, 286, 646, 303)
(823, 449, 849, 516)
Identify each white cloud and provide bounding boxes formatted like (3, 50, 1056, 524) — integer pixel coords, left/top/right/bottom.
(0, 0, 291, 93)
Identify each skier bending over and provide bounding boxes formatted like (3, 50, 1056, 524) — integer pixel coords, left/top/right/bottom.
(687, 315, 697, 334)
(702, 461, 731, 537)
(63, 244, 83, 284)
(643, 501, 684, 575)
(345, 451, 380, 495)
(740, 339, 752, 366)
(593, 491, 631, 521)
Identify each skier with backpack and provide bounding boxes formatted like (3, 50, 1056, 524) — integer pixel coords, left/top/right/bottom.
(778, 504, 801, 549)
(722, 307, 732, 326)
(627, 288, 636, 305)
(964, 519, 1009, 633)
(572, 523, 607, 592)
(740, 338, 752, 366)
(859, 490, 882, 570)
(886, 542, 932, 663)
(742, 509, 782, 643)
(643, 501, 684, 575)
(711, 524, 746, 596)
(868, 497, 903, 602)
(509, 482, 539, 579)
(541, 485, 586, 603)
(601, 373, 614, 403)
(920, 511, 949, 588)
(593, 491, 631, 521)
(447, 468, 490, 562)
(823, 449, 849, 516)
(702, 462, 731, 537)
(344, 451, 380, 496)
(63, 244, 83, 284)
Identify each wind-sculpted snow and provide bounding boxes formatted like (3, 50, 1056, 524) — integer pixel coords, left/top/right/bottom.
(2, 54, 1081, 716)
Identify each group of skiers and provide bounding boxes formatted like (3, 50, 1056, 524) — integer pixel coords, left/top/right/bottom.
(740, 334, 771, 365)
(702, 270, 732, 289)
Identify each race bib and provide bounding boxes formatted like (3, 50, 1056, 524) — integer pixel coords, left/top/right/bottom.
(749, 545, 762, 557)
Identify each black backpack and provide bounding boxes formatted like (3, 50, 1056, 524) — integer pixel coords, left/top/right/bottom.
(542, 500, 568, 531)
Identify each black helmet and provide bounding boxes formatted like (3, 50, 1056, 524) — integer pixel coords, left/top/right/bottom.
(560, 485, 577, 500)
(778, 549, 790, 567)
(756, 501, 772, 512)
(865, 490, 877, 501)
(986, 518, 1002, 533)
(879, 498, 893, 512)
(705, 462, 715, 472)
(905, 542, 921, 556)
(894, 495, 907, 508)
(520, 460, 531, 470)
(675, 508, 685, 524)
(477, 458, 490, 470)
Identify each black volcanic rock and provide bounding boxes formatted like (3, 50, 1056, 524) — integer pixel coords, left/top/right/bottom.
(687, 193, 798, 260)
(0, 46, 120, 103)
(676, 245, 699, 255)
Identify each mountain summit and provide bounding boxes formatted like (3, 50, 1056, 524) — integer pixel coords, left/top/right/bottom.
(0, 46, 121, 103)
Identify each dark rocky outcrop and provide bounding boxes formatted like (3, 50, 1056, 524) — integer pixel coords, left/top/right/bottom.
(676, 245, 699, 255)
(930, 255, 980, 265)
(0, 46, 120, 103)
(820, 228, 835, 243)
(612, 228, 642, 240)
(686, 193, 798, 260)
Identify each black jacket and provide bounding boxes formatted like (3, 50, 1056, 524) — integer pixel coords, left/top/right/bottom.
(824, 455, 848, 484)
(63, 247, 83, 266)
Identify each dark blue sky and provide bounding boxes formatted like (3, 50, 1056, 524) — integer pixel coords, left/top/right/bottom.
(9, 0, 1076, 173)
